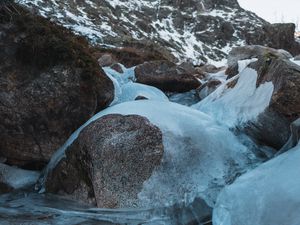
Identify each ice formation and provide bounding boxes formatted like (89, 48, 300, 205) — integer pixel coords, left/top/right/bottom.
(103, 65, 168, 105)
(213, 142, 300, 225)
(192, 67, 274, 128)
(40, 100, 259, 207)
(40, 59, 275, 208)
(0, 163, 40, 189)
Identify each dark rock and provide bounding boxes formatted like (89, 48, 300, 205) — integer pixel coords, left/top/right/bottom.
(135, 61, 201, 93)
(135, 96, 149, 100)
(199, 79, 222, 100)
(46, 114, 164, 208)
(243, 55, 300, 150)
(276, 118, 300, 155)
(98, 54, 116, 67)
(246, 23, 300, 56)
(110, 63, 123, 73)
(251, 57, 300, 121)
(0, 4, 114, 167)
(226, 45, 292, 77)
(0, 183, 13, 194)
(177, 62, 196, 74)
(93, 43, 177, 68)
(199, 64, 224, 74)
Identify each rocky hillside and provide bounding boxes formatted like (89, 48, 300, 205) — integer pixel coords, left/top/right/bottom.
(19, 0, 270, 64)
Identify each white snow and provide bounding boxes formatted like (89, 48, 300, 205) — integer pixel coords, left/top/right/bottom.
(213, 142, 300, 225)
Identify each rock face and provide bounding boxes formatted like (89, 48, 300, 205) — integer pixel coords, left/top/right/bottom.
(46, 114, 164, 208)
(135, 61, 201, 93)
(226, 45, 292, 77)
(231, 47, 300, 149)
(0, 4, 114, 168)
(246, 23, 300, 56)
(19, 0, 269, 63)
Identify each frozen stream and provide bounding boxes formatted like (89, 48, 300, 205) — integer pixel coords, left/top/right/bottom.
(0, 61, 278, 224)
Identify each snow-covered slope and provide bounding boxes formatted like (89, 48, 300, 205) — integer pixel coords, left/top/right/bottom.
(18, 0, 266, 64)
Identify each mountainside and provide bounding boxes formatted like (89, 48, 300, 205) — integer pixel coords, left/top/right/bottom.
(19, 0, 267, 64)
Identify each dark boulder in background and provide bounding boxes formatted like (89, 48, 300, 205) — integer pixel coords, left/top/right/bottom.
(226, 45, 292, 77)
(135, 60, 201, 93)
(246, 23, 300, 56)
(0, 3, 114, 168)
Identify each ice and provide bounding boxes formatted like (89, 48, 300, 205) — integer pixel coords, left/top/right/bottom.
(168, 90, 200, 106)
(103, 65, 168, 105)
(237, 58, 257, 73)
(213, 142, 300, 225)
(40, 100, 258, 207)
(290, 59, 300, 66)
(0, 163, 40, 189)
(192, 67, 274, 128)
(115, 83, 168, 104)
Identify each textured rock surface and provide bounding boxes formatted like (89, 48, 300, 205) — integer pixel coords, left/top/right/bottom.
(135, 60, 201, 92)
(226, 45, 293, 77)
(46, 114, 164, 208)
(246, 23, 300, 56)
(243, 54, 300, 149)
(0, 4, 114, 168)
(19, 0, 268, 63)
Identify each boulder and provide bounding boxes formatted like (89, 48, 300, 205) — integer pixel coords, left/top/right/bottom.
(0, 4, 114, 168)
(244, 54, 300, 149)
(97, 54, 116, 67)
(246, 23, 300, 56)
(110, 63, 124, 73)
(45, 114, 164, 208)
(135, 61, 201, 93)
(226, 45, 292, 77)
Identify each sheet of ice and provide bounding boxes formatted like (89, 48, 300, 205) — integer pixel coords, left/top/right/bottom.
(213, 143, 300, 225)
(0, 163, 40, 189)
(237, 58, 257, 73)
(116, 83, 169, 104)
(168, 90, 200, 106)
(192, 68, 274, 128)
(40, 100, 258, 207)
(103, 65, 168, 105)
(290, 59, 300, 66)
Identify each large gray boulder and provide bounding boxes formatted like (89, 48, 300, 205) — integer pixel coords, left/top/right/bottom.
(45, 114, 164, 208)
(0, 4, 114, 168)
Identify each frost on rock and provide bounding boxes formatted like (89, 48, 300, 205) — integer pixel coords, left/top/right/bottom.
(192, 67, 274, 128)
(213, 142, 300, 225)
(103, 65, 168, 105)
(0, 163, 40, 189)
(41, 100, 258, 207)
